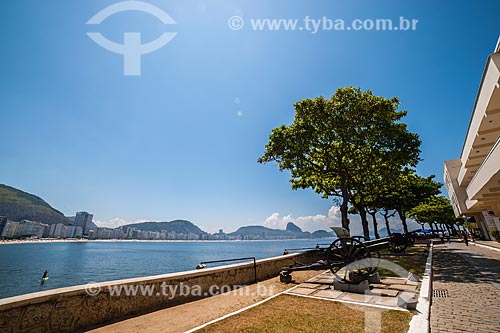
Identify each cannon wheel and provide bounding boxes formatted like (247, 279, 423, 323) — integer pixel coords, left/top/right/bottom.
(279, 272, 292, 283)
(389, 233, 408, 253)
(326, 237, 380, 284)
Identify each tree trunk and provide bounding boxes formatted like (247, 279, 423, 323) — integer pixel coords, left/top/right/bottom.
(368, 210, 380, 239)
(340, 186, 350, 231)
(382, 213, 392, 236)
(358, 207, 370, 240)
(340, 198, 349, 231)
(397, 210, 409, 234)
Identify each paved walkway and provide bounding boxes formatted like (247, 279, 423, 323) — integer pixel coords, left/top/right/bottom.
(430, 241, 500, 333)
(286, 271, 419, 310)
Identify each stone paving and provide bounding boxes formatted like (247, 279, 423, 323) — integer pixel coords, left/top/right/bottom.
(285, 271, 419, 310)
(430, 241, 500, 333)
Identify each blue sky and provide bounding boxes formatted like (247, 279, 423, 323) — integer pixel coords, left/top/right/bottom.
(1, 1, 499, 233)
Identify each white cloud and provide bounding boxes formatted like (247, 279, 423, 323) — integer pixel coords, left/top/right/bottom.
(263, 213, 294, 229)
(261, 206, 406, 237)
(263, 206, 353, 233)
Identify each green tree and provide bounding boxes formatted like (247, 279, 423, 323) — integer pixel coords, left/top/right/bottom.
(258, 87, 421, 233)
(409, 196, 456, 232)
(381, 171, 442, 233)
(348, 205, 381, 239)
(350, 164, 399, 239)
(380, 208, 396, 235)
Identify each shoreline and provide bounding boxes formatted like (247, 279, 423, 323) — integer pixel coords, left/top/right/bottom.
(0, 238, 334, 245)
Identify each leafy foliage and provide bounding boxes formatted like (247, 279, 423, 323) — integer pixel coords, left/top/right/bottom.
(376, 171, 442, 233)
(258, 87, 422, 235)
(408, 196, 456, 229)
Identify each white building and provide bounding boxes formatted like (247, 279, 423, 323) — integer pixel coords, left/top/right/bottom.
(53, 223, 64, 238)
(48, 223, 57, 237)
(444, 36, 500, 240)
(0, 220, 48, 239)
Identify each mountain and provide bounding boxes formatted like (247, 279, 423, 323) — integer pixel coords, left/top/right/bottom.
(228, 225, 297, 239)
(228, 225, 317, 239)
(229, 224, 337, 240)
(286, 222, 302, 233)
(311, 230, 334, 238)
(285, 222, 312, 238)
(376, 226, 404, 238)
(0, 184, 71, 225)
(121, 220, 207, 235)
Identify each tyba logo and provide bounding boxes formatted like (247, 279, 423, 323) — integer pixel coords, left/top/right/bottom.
(86, 1, 177, 76)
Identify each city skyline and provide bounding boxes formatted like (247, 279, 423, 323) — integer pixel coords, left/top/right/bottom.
(1, 1, 500, 233)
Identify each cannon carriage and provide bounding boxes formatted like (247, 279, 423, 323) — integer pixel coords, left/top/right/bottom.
(280, 227, 416, 284)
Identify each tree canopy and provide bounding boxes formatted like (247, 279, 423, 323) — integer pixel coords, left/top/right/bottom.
(409, 195, 457, 230)
(376, 170, 442, 233)
(258, 87, 422, 234)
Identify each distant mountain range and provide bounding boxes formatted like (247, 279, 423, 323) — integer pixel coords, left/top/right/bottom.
(228, 222, 333, 239)
(0, 184, 334, 239)
(0, 184, 71, 225)
(311, 230, 333, 238)
(121, 220, 207, 235)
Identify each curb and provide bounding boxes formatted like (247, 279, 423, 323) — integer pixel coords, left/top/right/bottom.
(470, 241, 500, 253)
(407, 240, 433, 333)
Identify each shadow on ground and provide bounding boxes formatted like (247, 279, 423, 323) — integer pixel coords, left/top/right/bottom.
(432, 245, 500, 285)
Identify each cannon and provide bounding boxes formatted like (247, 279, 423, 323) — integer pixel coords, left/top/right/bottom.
(280, 227, 416, 284)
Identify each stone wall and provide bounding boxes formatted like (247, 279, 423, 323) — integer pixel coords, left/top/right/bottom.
(0, 250, 321, 332)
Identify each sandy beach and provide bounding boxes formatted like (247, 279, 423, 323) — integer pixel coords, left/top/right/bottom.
(0, 238, 92, 245)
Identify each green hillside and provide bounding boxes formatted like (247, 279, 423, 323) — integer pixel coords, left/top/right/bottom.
(122, 220, 207, 235)
(229, 225, 298, 238)
(0, 184, 70, 225)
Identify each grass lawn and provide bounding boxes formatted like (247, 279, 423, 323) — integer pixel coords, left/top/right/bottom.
(197, 294, 413, 333)
(378, 244, 429, 278)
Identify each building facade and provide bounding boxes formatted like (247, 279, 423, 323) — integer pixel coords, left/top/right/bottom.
(0, 220, 48, 239)
(444, 37, 500, 240)
(75, 211, 94, 235)
(0, 216, 7, 236)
